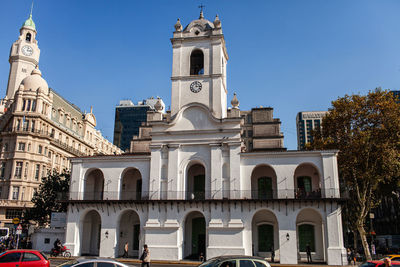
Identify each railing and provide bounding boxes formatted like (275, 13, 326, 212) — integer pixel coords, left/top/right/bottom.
(59, 188, 344, 201)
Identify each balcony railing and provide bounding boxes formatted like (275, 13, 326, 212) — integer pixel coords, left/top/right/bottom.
(59, 188, 344, 201)
(3, 127, 86, 157)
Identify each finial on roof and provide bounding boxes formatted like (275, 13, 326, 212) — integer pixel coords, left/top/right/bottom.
(198, 4, 205, 19)
(214, 14, 221, 28)
(90, 106, 93, 113)
(30, 1, 34, 17)
(154, 97, 163, 113)
(23, 2, 36, 30)
(231, 93, 239, 109)
(174, 18, 182, 32)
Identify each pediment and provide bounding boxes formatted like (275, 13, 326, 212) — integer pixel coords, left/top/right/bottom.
(167, 105, 219, 131)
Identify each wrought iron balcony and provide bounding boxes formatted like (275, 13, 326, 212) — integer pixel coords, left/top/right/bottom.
(59, 188, 343, 202)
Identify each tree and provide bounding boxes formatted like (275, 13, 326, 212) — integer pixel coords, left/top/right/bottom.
(306, 89, 400, 260)
(25, 170, 70, 226)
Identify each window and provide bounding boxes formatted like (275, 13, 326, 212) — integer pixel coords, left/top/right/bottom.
(5, 209, 22, 219)
(41, 165, 46, 178)
(97, 263, 114, 267)
(298, 224, 315, 252)
(239, 260, 255, 267)
(0, 252, 22, 262)
(28, 143, 31, 151)
(26, 99, 31, 111)
(26, 33, 31, 42)
(18, 142, 25, 151)
(21, 187, 25, 200)
(44, 238, 50, 244)
(31, 100, 36, 111)
(15, 162, 23, 178)
(31, 120, 35, 132)
(190, 49, 204, 75)
(77, 263, 94, 267)
(4, 143, 8, 152)
(0, 162, 5, 179)
(35, 164, 40, 180)
(22, 252, 40, 262)
(12, 187, 19, 200)
(254, 261, 268, 267)
(258, 224, 274, 252)
(38, 145, 42, 154)
(297, 176, 312, 193)
(22, 99, 26, 111)
(16, 119, 21, 130)
(220, 260, 237, 267)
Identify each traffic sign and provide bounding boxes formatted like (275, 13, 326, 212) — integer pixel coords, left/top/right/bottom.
(16, 224, 22, 231)
(12, 218, 20, 224)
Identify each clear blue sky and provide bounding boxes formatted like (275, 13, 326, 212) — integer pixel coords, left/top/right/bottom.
(1, 0, 400, 150)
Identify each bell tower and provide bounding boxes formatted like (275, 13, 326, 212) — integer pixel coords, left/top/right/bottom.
(170, 11, 228, 119)
(6, 10, 40, 100)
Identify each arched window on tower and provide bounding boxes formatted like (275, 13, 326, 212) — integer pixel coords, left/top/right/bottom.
(26, 33, 31, 42)
(190, 49, 204, 75)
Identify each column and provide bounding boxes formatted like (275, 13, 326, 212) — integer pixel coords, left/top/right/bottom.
(210, 144, 222, 199)
(278, 211, 298, 264)
(168, 144, 180, 199)
(99, 210, 118, 258)
(326, 206, 347, 265)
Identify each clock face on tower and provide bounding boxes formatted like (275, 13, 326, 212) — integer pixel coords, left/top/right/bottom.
(190, 81, 202, 93)
(21, 45, 33, 56)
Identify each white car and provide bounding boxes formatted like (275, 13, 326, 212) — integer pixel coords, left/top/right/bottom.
(57, 258, 134, 267)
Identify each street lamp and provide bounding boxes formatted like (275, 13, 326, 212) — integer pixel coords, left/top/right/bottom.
(286, 233, 290, 241)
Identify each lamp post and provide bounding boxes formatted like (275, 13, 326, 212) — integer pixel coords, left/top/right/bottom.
(369, 213, 375, 259)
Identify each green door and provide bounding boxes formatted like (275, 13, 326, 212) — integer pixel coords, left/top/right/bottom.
(258, 177, 273, 199)
(297, 176, 312, 197)
(192, 217, 206, 257)
(193, 175, 205, 200)
(258, 224, 274, 252)
(298, 224, 315, 252)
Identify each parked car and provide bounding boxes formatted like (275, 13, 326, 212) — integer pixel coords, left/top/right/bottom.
(361, 260, 400, 267)
(0, 249, 50, 267)
(198, 255, 271, 267)
(57, 258, 132, 267)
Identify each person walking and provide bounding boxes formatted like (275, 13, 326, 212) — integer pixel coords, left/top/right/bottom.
(306, 243, 312, 263)
(122, 242, 129, 258)
(140, 244, 150, 267)
(270, 246, 275, 263)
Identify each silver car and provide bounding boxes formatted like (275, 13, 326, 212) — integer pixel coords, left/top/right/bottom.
(57, 258, 134, 267)
(198, 255, 271, 267)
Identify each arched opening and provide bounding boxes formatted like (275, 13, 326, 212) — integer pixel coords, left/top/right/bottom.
(117, 210, 140, 258)
(252, 210, 279, 261)
(251, 165, 277, 199)
(84, 169, 104, 200)
(294, 164, 321, 199)
(186, 163, 205, 200)
(190, 50, 204, 75)
(184, 211, 206, 260)
(120, 168, 142, 200)
(26, 33, 31, 42)
(80, 210, 101, 256)
(296, 208, 324, 262)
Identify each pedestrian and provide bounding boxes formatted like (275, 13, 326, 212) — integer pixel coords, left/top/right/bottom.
(199, 252, 205, 262)
(306, 243, 312, 263)
(123, 242, 129, 258)
(270, 246, 275, 263)
(384, 258, 392, 267)
(140, 244, 150, 267)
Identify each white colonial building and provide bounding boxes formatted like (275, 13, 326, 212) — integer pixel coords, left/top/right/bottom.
(64, 12, 347, 265)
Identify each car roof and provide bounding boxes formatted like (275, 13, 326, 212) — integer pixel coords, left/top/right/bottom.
(209, 255, 267, 261)
(76, 258, 129, 266)
(3, 249, 41, 253)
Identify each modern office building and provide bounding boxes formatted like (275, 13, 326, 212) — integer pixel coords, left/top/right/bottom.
(296, 111, 328, 150)
(64, 12, 346, 265)
(0, 12, 121, 227)
(113, 98, 165, 152)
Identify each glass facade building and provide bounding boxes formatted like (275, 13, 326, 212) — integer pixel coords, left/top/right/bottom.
(113, 98, 164, 152)
(296, 111, 328, 150)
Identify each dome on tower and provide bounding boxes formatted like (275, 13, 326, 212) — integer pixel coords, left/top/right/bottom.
(22, 14, 36, 30)
(21, 68, 49, 95)
(183, 12, 215, 34)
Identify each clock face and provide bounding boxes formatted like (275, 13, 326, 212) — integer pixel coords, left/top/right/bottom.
(21, 45, 33, 56)
(190, 81, 202, 93)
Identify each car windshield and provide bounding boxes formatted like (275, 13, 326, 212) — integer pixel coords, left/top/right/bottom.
(0, 252, 5, 257)
(199, 259, 219, 267)
(57, 259, 79, 266)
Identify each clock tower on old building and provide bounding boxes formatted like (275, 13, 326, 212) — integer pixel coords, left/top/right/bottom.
(5, 12, 40, 100)
(170, 11, 228, 119)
